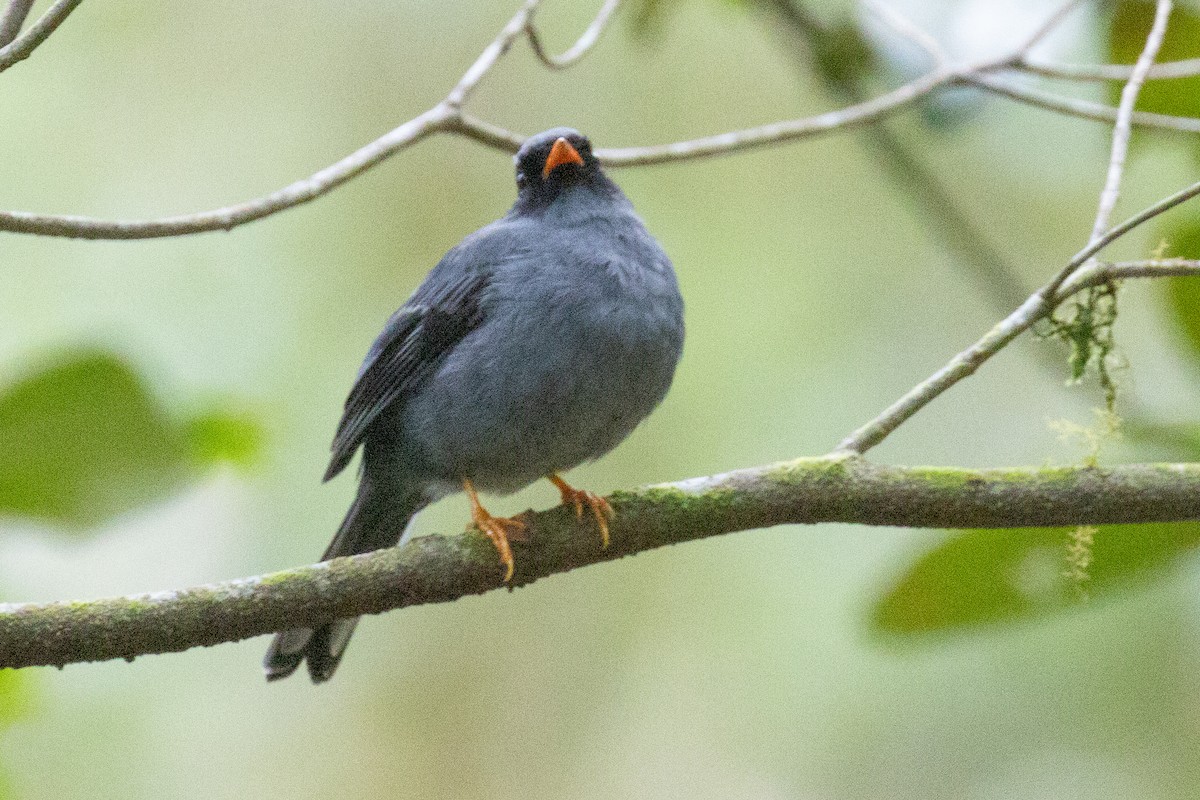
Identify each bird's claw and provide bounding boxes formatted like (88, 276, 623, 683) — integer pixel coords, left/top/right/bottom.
(471, 513, 526, 583)
(463, 478, 526, 583)
(549, 475, 614, 548)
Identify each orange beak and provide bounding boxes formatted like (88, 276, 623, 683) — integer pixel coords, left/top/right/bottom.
(541, 137, 585, 179)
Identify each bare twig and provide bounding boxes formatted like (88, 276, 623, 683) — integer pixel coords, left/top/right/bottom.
(0, 107, 454, 239)
(2, 0, 1197, 238)
(766, 0, 1031, 316)
(527, 0, 621, 69)
(597, 68, 955, 165)
(962, 73, 1200, 134)
(1065, 179, 1200, 277)
(0, 0, 35, 47)
(444, 0, 540, 109)
(834, 177, 1200, 455)
(5, 459, 1200, 670)
(1088, 0, 1173, 243)
(1019, 57, 1200, 83)
(0, 0, 83, 73)
(1061, 258, 1200, 295)
(0, 67, 964, 238)
(1009, 0, 1085, 58)
(862, 0, 946, 66)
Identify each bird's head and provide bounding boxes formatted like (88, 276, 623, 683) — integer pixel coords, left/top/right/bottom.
(513, 128, 610, 209)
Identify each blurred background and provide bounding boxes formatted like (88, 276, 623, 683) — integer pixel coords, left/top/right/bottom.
(2, 0, 1200, 797)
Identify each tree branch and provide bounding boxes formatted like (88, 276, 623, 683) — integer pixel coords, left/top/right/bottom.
(5, 458, 1200, 670)
(0, 106, 455, 239)
(833, 7, 1188, 457)
(1018, 57, 1200, 83)
(3, 0, 1198, 238)
(1088, 0, 1172, 244)
(1093, 258, 1200, 283)
(1011, 0, 1085, 54)
(526, 0, 621, 70)
(961, 73, 1200, 134)
(769, 0, 1031, 316)
(0, 0, 82, 73)
(0, 0, 35, 47)
(863, 0, 947, 66)
(834, 178, 1200, 456)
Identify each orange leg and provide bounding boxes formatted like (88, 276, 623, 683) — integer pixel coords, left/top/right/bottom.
(548, 474, 614, 548)
(463, 478, 526, 583)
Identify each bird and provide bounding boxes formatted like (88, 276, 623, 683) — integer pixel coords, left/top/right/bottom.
(263, 127, 684, 683)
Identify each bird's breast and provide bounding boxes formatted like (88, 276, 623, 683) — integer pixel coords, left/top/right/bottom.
(402, 243, 683, 493)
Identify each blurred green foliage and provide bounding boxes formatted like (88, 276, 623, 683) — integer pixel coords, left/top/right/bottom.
(0, 350, 260, 529)
(0, 671, 30, 800)
(1162, 216, 1200, 361)
(804, 18, 878, 87)
(184, 408, 263, 470)
(874, 524, 1200, 636)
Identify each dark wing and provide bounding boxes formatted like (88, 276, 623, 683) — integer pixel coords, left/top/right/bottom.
(324, 269, 488, 481)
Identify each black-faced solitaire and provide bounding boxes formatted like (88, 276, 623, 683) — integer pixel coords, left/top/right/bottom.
(264, 128, 684, 683)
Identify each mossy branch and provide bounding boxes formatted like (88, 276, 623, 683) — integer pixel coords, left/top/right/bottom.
(5, 457, 1200, 670)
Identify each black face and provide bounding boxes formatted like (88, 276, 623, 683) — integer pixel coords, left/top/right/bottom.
(513, 127, 602, 202)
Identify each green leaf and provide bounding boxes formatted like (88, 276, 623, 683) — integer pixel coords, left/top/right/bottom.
(1107, 2, 1200, 148)
(0, 670, 30, 800)
(184, 407, 263, 470)
(809, 20, 877, 88)
(1161, 216, 1200, 362)
(872, 523, 1200, 637)
(0, 670, 29, 728)
(0, 350, 263, 529)
(1122, 418, 1200, 457)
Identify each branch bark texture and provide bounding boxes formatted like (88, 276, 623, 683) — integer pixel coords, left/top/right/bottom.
(4, 459, 1200, 670)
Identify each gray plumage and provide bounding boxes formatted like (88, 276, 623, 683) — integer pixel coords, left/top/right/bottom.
(264, 128, 684, 683)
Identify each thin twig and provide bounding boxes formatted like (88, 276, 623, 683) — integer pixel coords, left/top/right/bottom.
(527, 0, 621, 69)
(0, 0, 83, 73)
(596, 68, 956, 165)
(444, 0, 542, 108)
(1061, 258, 1200, 295)
(1065, 179, 1200, 276)
(0, 67, 963, 237)
(834, 177, 1200, 455)
(862, 0, 945, 65)
(0, 107, 455, 239)
(1019, 57, 1200, 83)
(962, 73, 1200, 134)
(771, 0, 1030, 313)
(2, 0, 1198, 238)
(1008, 0, 1085, 58)
(5, 459, 1200, 669)
(0, 0, 35, 47)
(1104, 258, 1200, 280)
(1088, 0, 1173, 243)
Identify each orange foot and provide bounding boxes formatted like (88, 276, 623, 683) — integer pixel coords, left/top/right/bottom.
(464, 478, 526, 583)
(549, 474, 614, 548)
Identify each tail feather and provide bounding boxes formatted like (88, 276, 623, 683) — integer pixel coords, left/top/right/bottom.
(264, 480, 423, 683)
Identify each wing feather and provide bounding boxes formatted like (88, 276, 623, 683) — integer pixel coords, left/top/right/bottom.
(324, 270, 488, 480)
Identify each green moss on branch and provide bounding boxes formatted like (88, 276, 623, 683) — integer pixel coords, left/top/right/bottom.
(4, 458, 1200, 670)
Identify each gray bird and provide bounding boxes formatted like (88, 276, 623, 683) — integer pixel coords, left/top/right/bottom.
(264, 127, 684, 683)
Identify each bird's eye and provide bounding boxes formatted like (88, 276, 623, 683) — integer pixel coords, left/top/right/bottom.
(516, 171, 527, 188)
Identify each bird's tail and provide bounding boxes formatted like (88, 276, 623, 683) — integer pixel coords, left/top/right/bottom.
(263, 479, 425, 683)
